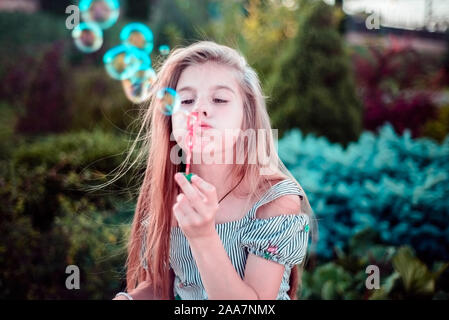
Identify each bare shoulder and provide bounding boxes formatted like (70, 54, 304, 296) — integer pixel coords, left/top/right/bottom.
(256, 193, 302, 219)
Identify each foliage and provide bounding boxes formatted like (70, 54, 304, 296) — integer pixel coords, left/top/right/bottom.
(0, 12, 67, 56)
(204, 0, 302, 82)
(67, 66, 135, 132)
(353, 44, 439, 138)
(15, 41, 71, 135)
(422, 104, 449, 143)
(0, 102, 20, 160)
(0, 129, 140, 299)
(266, 0, 363, 146)
(124, 0, 154, 20)
(369, 247, 449, 300)
(0, 46, 136, 135)
(278, 123, 449, 262)
(148, 0, 213, 49)
(301, 229, 449, 300)
(39, 0, 73, 16)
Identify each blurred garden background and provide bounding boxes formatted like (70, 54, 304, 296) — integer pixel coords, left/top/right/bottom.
(1, 0, 449, 300)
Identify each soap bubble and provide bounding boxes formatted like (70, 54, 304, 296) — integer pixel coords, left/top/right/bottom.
(120, 22, 154, 54)
(156, 88, 181, 116)
(103, 45, 151, 80)
(72, 22, 103, 53)
(159, 45, 170, 56)
(79, 0, 120, 29)
(122, 68, 157, 104)
(103, 44, 150, 80)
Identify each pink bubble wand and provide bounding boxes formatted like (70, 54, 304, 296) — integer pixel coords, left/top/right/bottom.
(183, 111, 199, 182)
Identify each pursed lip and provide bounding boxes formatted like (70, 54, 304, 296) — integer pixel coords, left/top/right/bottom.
(199, 122, 212, 129)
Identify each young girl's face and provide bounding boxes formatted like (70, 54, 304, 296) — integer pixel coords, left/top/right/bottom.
(171, 61, 244, 159)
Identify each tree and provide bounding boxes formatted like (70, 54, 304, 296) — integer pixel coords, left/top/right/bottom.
(148, 0, 212, 49)
(266, 1, 362, 146)
(15, 41, 72, 135)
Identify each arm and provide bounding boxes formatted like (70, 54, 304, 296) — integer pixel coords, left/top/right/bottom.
(172, 174, 299, 299)
(188, 195, 300, 300)
(188, 232, 262, 300)
(113, 268, 176, 300)
(173, 174, 261, 299)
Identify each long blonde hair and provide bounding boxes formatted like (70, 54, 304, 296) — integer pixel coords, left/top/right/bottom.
(108, 40, 316, 299)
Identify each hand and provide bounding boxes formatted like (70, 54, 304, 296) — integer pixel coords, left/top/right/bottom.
(113, 294, 131, 300)
(113, 281, 158, 300)
(173, 173, 219, 240)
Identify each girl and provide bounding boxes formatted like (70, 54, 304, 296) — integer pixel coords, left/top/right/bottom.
(113, 41, 316, 300)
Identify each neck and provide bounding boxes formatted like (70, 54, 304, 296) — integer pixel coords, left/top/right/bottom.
(190, 163, 237, 201)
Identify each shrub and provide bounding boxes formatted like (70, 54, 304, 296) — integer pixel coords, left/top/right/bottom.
(15, 41, 72, 135)
(353, 45, 439, 137)
(279, 123, 449, 262)
(0, 12, 67, 56)
(301, 228, 449, 300)
(422, 104, 449, 143)
(0, 130, 138, 299)
(67, 67, 134, 132)
(266, 0, 363, 146)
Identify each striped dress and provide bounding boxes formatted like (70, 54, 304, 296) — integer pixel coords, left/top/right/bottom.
(141, 179, 310, 300)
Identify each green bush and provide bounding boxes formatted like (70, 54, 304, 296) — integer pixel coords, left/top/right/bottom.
(0, 130, 138, 299)
(0, 12, 67, 56)
(67, 67, 135, 132)
(266, 1, 363, 146)
(0, 102, 20, 160)
(301, 229, 449, 300)
(422, 104, 449, 143)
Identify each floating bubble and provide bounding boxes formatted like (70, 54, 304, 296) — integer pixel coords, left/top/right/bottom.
(103, 44, 150, 80)
(120, 23, 154, 54)
(122, 68, 157, 104)
(72, 22, 103, 53)
(130, 65, 156, 84)
(79, 0, 120, 29)
(156, 88, 181, 116)
(159, 45, 170, 56)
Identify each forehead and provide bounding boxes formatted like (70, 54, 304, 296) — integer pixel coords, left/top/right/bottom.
(176, 61, 240, 92)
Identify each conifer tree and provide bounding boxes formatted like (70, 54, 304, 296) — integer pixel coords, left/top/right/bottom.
(266, 1, 362, 146)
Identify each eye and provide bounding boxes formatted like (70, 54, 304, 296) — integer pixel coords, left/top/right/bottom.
(213, 98, 228, 104)
(181, 99, 194, 105)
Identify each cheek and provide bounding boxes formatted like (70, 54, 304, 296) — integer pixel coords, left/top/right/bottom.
(218, 103, 244, 129)
(233, 103, 245, 129)
(217, 104, 244, 147)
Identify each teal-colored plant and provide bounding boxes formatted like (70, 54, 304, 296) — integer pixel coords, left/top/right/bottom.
(279, 123, 449, 262)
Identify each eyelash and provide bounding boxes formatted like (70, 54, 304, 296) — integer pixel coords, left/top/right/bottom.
(181, 98, 228, 105)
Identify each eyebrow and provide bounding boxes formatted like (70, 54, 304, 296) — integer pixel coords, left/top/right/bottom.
(177, 85, 236, 95)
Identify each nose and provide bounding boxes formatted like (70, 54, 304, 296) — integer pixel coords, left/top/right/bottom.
(192, 97, 209, 117)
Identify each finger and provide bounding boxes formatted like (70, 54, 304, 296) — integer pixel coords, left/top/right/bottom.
(173, 202, 184, 225)
(191, 175, 217, 203)
(174, 173, 207, 206)
(173, 195, 201, 225)
(177, 193, 201, 217)
(173, 200, 188, 223)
